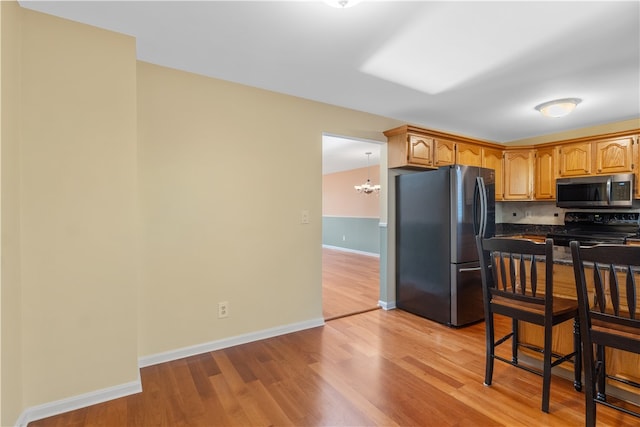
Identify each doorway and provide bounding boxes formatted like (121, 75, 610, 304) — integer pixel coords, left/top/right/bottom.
(321, 134, 383, 320)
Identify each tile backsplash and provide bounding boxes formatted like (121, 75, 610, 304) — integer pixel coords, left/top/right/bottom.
(497, 201, 564, 225)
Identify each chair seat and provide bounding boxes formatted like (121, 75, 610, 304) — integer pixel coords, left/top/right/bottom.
(492, 295, 578, 318)
(592, 319, 640, 342)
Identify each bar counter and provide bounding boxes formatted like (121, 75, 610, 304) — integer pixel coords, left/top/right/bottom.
(498, 236, 640, 404)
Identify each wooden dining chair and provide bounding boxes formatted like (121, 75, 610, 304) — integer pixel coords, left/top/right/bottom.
(570, 241, 640, 426)
(476, 236, 582, 413)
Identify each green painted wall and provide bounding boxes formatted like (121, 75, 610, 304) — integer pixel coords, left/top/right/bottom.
(322, 216, 380, 254)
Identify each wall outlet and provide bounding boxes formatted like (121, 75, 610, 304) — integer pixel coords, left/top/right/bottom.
(218, 301, 229, 318)
(301, 210, 310, 224)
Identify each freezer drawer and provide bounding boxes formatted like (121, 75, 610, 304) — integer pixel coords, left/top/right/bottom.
(450, 261, 485, 326)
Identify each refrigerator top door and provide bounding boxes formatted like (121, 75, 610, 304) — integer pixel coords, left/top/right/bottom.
(450, 165, 491, 264)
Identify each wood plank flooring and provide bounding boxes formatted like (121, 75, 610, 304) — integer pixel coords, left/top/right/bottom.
(29, 310, 639, 426)
(322, 247, 380, 320)
(28, 248, 640, 426)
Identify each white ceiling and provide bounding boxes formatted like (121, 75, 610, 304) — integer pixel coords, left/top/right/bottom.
(19, 0, 640, 173)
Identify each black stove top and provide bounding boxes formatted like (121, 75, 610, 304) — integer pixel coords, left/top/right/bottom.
(546, 212, 640, 246)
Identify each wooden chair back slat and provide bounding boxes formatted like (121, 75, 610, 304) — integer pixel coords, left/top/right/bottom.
(627, 266, 637, 320)
(609, 265, 620, 316)
(593, 264, 606, 313)
(530, 255, 537, 296)
(497, 253, 506, 292)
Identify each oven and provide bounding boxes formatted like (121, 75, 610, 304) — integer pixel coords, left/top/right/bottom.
(547, 212, 640, 247)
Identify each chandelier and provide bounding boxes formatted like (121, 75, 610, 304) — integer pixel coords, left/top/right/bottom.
(354, 152, 381, 195)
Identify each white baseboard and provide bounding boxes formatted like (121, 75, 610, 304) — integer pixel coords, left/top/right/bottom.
(138, 317, 326, 368)
(15, 378, 142, 427)
(322, 245, 380, 257)
(378, 300, 396, 310)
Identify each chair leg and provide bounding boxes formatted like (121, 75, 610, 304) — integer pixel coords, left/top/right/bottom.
(511, 318, 518, 364)
(484, 313, 495, 386)
(541, 322, 553, 413)
(595, 345, 606, 401)
(583, 339, 597, 427)
(573, 318, 582, 391)
(585, 378, 597, 427)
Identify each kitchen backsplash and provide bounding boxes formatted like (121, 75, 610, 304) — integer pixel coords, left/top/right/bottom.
(497, 201, 565, 225)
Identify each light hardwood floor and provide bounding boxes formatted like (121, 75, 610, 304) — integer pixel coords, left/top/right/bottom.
(27, 250, 639, 426)
(322, 247, 380, 320)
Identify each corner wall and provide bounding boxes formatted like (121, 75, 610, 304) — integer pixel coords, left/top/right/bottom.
(19, 7, 139, 410)
(1, 1, 23, 425)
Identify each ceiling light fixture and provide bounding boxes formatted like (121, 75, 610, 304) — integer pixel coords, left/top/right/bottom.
(354, 152, 380, 195)
(534, 98, 582, 118)
(324, 0, 362, 8)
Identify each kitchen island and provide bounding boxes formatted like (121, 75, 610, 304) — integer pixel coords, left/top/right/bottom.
(495, 235, 640, 405)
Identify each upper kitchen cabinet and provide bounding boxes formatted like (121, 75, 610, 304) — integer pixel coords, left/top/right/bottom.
(482, 147, 504, 201)
(594, 135, 635, 175)
(386, 131, 434, 168)
(457, 142, 483, 167)
(435, 138, 456, 167)
(534, 147, 557, 200)
(558, 142, 592, 177)
(384, 125, 499, 170)
(386, 126, 436, 169)
(503, 149, 534, 200)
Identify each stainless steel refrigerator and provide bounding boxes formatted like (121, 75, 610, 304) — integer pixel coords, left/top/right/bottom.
(395, 165, 495, 327)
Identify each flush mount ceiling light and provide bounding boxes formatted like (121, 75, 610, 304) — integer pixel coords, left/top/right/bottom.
(354, 152, 380, 195)
(324, 0, 362, 8)
(535, 98, 582, 118)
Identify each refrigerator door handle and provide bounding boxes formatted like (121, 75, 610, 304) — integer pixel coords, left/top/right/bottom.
(459, 266, 482, 272)
(475, 176, 487, 238)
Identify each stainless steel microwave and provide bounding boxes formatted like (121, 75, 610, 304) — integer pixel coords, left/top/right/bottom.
(556, 173, 634, 208)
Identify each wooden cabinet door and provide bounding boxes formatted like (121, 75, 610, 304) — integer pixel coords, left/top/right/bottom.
(434, 139, 456, 166)
(457, 142, 482, 166)
(407, 135, 434, 167)
(483, 147, 504, 201)
(595, 136, 634, 174)
(534, 147, 556, 200)
(503, 150, 533, 200)
(559, 142, 592, 176)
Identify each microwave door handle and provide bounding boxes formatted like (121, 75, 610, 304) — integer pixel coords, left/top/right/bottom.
(606, 178, 612, 204)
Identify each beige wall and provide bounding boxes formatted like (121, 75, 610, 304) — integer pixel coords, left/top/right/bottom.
(323, 167, 381, 218)
(17, 6, 139, 413)
(137, 62, 400, 356)
(1, 1, 23, 425)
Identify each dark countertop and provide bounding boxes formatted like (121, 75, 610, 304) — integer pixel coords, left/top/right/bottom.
(496, 223, 564, 237)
